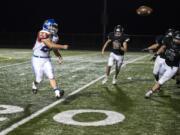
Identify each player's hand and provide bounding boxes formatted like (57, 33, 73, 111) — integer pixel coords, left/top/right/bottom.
(63, 45, 69, 50)
(58, 57, 63, 64)
(150, 54, 158, 61)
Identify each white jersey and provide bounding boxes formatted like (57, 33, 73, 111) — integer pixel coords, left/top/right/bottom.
(33, 30, 59, 57)
(32, 30, 59, 82)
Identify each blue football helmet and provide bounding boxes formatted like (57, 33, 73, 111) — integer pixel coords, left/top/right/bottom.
(43, 19, 58, 34)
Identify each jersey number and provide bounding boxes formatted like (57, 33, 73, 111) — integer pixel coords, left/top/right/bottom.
(40, 46, 50, 52)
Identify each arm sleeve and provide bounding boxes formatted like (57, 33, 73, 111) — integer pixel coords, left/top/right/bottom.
(52, 34, 59, 43)
(107, 32, 113, 40)
(37, 31, 50, 42)
(124, 35, 130, 43)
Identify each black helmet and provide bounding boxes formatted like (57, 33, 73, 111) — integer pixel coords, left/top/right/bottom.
(174, 31, 180, 40)
(114, 25, 124, 33)
(166, 28, 175, 37)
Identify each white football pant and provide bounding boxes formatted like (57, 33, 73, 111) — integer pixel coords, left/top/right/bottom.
(153, 55, 165, 76)
(158, 62, 178, 85)
(32, 57, 54, 83)
(108, 52, 124, 67)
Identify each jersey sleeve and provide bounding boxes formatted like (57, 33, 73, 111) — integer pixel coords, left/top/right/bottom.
(107, 32, 113, 40)
(37, 31, 50, 42)
(52, 34, 59, 43)
(162, 36, 172, 46)
(123, 35, 130, 43)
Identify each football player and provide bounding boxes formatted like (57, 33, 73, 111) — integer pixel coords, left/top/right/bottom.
(142, 29, 175, 82)
(32, 19, 69, 99)
(145, 31, 180, 98)
(101, 25, 130, 85)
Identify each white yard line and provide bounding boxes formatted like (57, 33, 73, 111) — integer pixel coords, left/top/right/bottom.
(0, 54, 149, 135)
(0, 53, 142, 69)
(0, 53, 96, 69)
(12, 52, 32, 54)
(0, 61, 30, 69)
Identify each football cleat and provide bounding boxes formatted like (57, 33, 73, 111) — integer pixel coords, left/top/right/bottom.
(102, 77, 108, 84)
(145, 90, 153, 99)
(32, 81, 38, 94)
(54, 89, 64, 99)
(112, 75, 117, 85)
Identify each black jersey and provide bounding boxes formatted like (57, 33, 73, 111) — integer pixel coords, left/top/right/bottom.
(163, 35, 173, 46)
(156, 35, 173, 59)
(108, 32, 130, 55)
(164, 41, 180, 67)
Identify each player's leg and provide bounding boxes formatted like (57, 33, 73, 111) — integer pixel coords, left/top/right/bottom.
(145, 65, 178, 98)
(153, 56, 161, 81)
(102, 53, 114, 84)
(158, 62, 166, 79)
(49, 79, 64, 99)
(44, 60, 64, 98)
(31, 57, 44, 94)
(156, 60, 166, 92)
(112, 55, 123, 84)
(102, 66, 111, 84)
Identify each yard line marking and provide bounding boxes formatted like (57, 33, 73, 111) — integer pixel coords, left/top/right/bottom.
(0, 54, 149, 135)
(0, 61, 30, 69)
(0, 53, 97, 69)
(0, 53, 136, 69)
(12, 52, 32, 54)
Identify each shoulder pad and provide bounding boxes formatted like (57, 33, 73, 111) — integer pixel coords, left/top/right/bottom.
(37, 30, 50, 42)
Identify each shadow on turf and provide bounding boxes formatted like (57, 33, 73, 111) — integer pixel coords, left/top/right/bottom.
(147, 89, 171, 102)
(102, 84, 133, 112)
(62, 91, 101, 105)
(119, 78, 153, 85)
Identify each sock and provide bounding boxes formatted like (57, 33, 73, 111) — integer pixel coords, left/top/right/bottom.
(154, 74, 159, 81)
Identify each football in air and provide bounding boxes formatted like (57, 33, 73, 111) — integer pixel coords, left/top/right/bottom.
(136, 5, 153, 16)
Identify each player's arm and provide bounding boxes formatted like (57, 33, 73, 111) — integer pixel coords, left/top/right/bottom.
(42, 38, 69, 50)
(121, 41, 128, 52)
(53, 49, 63, 64)
(101, 39, 111, 55)
(148, 43, 159, 50)
(121, 37, 130, 52)
(53, 49, 62, 57)
(156, 45, 166, 54)
(151, 45, 166, 61)
(142, 43, 159, 51)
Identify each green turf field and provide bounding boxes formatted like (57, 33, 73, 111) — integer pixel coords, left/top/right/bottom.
(0, 49, 180, 135)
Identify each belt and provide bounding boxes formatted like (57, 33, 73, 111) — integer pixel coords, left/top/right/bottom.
(33, 55, 50, 58)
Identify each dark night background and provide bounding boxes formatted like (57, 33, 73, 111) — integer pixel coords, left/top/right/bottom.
(0, 0, 179, 50)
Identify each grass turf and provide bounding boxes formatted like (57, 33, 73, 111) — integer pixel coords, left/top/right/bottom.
(0, 49, 180, 135)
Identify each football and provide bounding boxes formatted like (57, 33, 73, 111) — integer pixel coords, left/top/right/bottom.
(136, 5, 153, 16)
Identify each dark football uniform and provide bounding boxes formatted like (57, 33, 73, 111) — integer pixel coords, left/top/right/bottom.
(108, 32, 130, 55)
(153, 34, 174, 81)
(155, 35, 173, 59)
(157, 40, 180, 85)
(164, 41, 180, 67)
